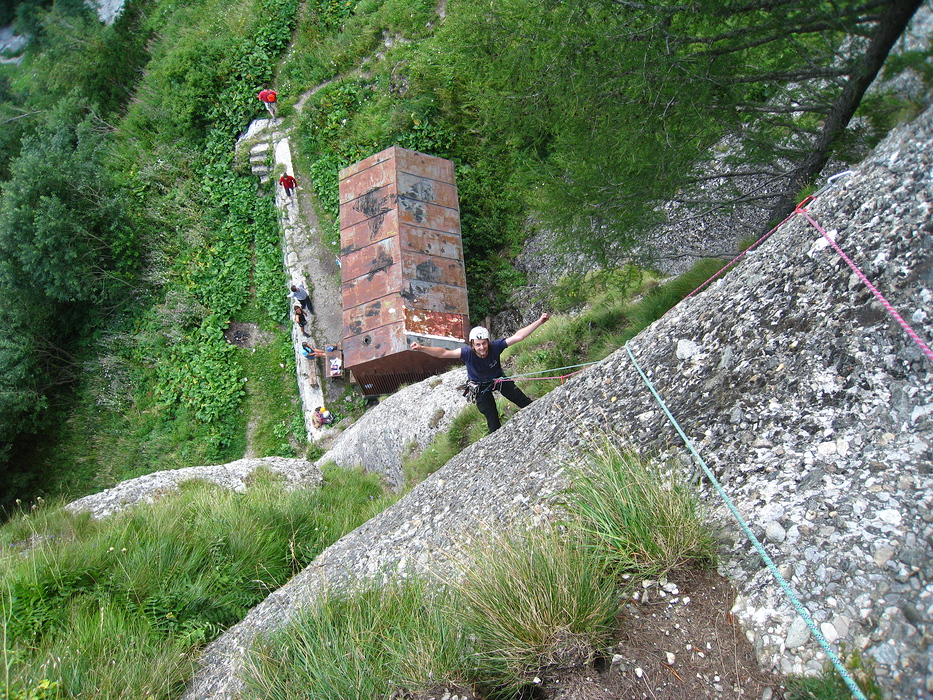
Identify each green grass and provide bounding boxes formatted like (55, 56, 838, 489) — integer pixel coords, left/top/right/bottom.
(243, 448, 711, 699)
(785, 647, 883, 700)
(452, 525, 621, 695)
(0, 465, 395, 700)
(400, 395, 536, 491)
(563, 442, 717, 579)
(242, 524, 622, 700)
(235, 334, 306, 458)
(245, 578, 467, 700)
(505, 258, 729, 398)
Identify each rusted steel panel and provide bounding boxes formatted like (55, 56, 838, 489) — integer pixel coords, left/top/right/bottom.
(397, 171, 460, 210)
(401, 251, 466, 288)
(340, 183, 399, 232)
(340, 148, 469, 392)
(339, 159, 394, 205)
(342, 264, 405, 311)
(343, 293, 404, 338)
(340, 209, 399, 255)
(338, 148, 394, 186)
(405, 308, 468, 340)
(341, 237, 400, 285)
(400, 225, 464, 260)
(402, 279, 469, 313)
(395, 148, 455, 183)
(343, 321, 407, 367)
(397, 197, 460, 231)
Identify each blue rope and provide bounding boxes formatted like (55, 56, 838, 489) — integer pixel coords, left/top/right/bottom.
(624, 342, 868, 700)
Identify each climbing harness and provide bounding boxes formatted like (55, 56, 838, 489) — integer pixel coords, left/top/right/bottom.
(496, 361, 599, 386)
(456, 380, 494, 403)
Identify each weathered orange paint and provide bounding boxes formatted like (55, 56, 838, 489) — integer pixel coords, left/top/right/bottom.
(340, 147, 470, 395)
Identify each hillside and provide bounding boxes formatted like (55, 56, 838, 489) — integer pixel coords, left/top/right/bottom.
(160, 105, 933, 699)
(1, 1, 932, 508)
(1, 1, 932, 697)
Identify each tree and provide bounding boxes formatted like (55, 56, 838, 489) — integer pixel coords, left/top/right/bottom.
(433, 0, 928, 262)
(0, 99, 137, 506)
(0, 100, 136, 304)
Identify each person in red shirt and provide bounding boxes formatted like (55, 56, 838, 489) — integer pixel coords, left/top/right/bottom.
(279, 172, 297, 198)
(257, 89, 277, 116)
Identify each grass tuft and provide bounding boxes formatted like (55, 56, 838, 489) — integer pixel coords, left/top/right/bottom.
(245, 578, 467, 700)
(563, 443, 717, 579)
(451, 525, 621, 693)
(0, 466, 394, 700)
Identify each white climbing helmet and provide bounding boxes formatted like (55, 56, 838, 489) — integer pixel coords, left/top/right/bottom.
(469, 326, 490, 342)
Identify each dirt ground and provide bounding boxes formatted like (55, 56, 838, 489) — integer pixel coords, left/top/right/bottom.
(410, 568, 784, 700)
(539, 568, 783, 700)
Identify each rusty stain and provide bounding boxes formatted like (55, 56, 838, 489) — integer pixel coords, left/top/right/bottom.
(364, 301, 381, 317)
(405, 309, 466, 338)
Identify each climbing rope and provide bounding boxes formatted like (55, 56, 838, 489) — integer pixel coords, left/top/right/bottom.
(796, 200, 933, 365)
(683, 211, 796, 301)
(684, 171, 854, 301)
(624, 342, 869, 700)
(684, 169, 932, 366)
(496, 361, 600, 385)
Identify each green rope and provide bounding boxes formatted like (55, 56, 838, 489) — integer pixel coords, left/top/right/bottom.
(508, 361, 599, 379)
(624, 342, 868, 700)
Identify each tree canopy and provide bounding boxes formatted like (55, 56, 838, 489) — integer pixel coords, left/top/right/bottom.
(429, 0, 927, 261)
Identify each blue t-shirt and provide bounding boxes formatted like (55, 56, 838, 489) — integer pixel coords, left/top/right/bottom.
(461, 339, 508, 383)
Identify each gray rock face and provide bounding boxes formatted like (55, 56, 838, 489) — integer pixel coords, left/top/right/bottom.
(183, 107, 933, 699)
(316, 367, 469, 490)
(66, 457, 323, 519)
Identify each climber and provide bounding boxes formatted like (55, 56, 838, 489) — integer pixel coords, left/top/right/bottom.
(312, 406, 333, 428)
(410, 313, 550, 432)
(300, 342, 325, 359)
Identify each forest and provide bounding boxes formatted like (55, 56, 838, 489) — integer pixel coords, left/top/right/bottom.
(0, 0, 930, 511)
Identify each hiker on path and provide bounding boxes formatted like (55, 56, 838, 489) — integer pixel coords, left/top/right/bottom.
(301, 342, 325, 359)
(312, 406, 333, 428)
(279, 172, 297, 198)
(258, 88, 277, 116)
(294, 305, 310, 337)
(287, 284, 313, 313)
(410, 313, 550, 432)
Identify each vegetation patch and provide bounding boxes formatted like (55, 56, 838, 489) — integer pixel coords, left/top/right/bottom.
(0, 466, 394, 699)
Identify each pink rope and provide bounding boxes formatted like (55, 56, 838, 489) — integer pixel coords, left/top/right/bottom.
(796, 206, 933, 365)
(683, 210, 798, 300)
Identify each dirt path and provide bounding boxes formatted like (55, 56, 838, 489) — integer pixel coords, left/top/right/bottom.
(237, 115, 348, 442)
